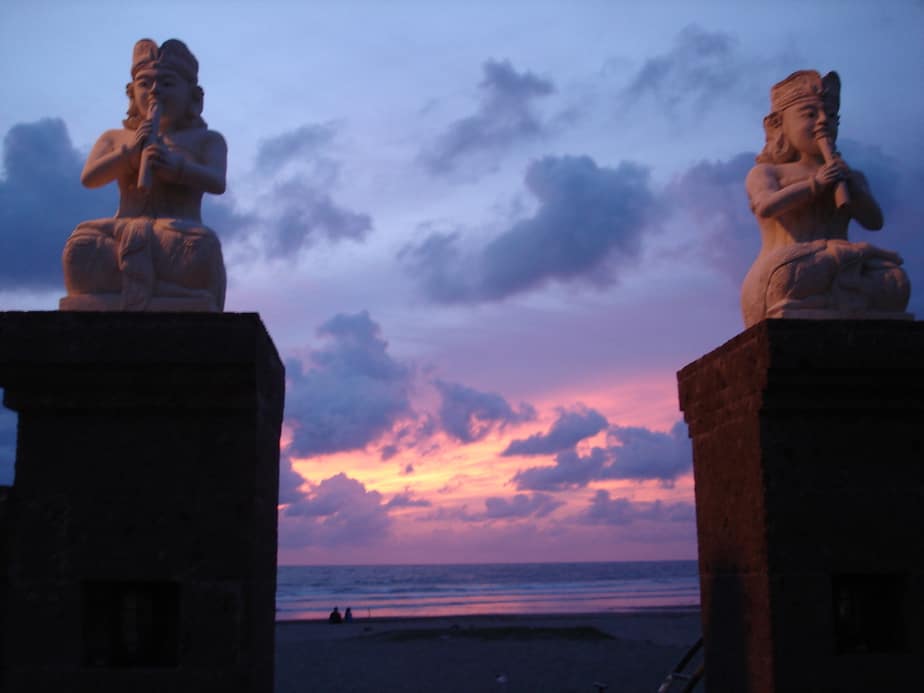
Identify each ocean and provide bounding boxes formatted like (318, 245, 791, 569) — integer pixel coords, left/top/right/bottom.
(276, 560, 700, 621)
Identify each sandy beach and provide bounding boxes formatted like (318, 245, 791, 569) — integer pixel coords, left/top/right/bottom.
(275, 609, 702, 693)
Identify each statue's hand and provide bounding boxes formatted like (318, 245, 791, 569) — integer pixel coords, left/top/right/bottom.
(145, 143, 187, 184)
(813, 159, 848, 191)
(131, 120, 156, 169)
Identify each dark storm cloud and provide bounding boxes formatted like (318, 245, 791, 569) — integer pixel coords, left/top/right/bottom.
(280, 472, 392, 548)
(502, 405, 608, 456)
(581, 490, 695, 526)
(402, 155, 656, 303)
(0, 400, 16, 485)
(433, 379, 536, 443)
(422, 59, 554, 176)
(621, 25, 743, 113)
(483, 493, 563, 520)
(512, 422, 691, 491)
(284, 312, 414, 457)
(0, 119, 117, 290)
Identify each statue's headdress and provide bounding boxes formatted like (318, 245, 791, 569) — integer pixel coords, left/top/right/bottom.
(124, 38, 205, 130)
(756, 69, 841, 164)
(131, 38, 199, 84)
(769, 70, 840, 117)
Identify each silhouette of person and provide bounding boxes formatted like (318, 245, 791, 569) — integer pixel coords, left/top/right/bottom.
(328, 606, 342, 624)
(344, 607, 353, 623)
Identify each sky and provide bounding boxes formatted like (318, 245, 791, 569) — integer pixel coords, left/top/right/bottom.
(1, 1, 923, 564)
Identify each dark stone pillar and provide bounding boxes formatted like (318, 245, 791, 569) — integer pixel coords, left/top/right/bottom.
(678, 320, 924, 692)
(0, 312, 284, 693)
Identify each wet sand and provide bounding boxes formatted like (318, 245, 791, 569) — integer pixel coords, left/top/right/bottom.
(275, 609, 702, 693)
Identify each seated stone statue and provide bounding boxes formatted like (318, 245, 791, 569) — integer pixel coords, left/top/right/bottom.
(740, 70, 910, 328)
(60, 38, 226, 312)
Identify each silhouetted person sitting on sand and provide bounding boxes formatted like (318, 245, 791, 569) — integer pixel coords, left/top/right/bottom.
(344, 607, 353, 622)
(328, 606, 342, 624)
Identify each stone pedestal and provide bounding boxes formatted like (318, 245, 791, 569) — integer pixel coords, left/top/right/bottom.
(678, 320, 924, 692)
(0, 312, 284, 693)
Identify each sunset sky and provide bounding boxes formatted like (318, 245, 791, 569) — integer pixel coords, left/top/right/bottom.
(1, 1, 923, 564)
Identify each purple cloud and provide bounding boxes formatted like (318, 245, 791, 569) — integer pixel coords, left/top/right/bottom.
(433, 379, 535, 443)
(666, 152, 757, 284)
(483, 493, 563, 520)
(402, 155, 657, 303)
(0, 119, 117, 290)
(385, 491, 432, 510)
(512, 447, 609, 491)
(420, 492, 563, 523)
(582, 491, 695, 526)
(621, 25, 743, 114)
(284, 312, 414, 457)
(278, 455, 308, 505)
(837, 139, 924, 316)
(666, 140, 924, 316)
(222, 122, 372, 257)
(281, 472, 391, 548)
(422, 59, 554, 176)
(266, 179, 372, 255)
(376, 415, 438, 462)
(512, 422, 691, 490)
(255, 122, 340, 174)
(604, 422, 692, 482)
(502, 405, 608, 456)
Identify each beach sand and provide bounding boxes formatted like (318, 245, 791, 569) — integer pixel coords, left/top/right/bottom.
(275, 609, 702, 693)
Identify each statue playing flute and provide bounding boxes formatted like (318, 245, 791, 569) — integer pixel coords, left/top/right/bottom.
(61, 38, 227, 311)
(740, 70, 910, 327)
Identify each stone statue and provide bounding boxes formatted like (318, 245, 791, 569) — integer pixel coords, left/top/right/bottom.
(60, 39, 227, 312)
(740, 70, 910, 327)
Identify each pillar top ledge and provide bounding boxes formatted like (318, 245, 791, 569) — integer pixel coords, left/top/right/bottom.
(679, 318, 924, 381)
(0, 311, 279, 367)
(0, 312, 284, 411)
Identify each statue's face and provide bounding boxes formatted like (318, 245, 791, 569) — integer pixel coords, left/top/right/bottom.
(780, 98, 828, 158)
(133, 67, 191, 127)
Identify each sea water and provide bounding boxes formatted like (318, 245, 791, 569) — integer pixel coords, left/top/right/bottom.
(276, 560, 699, 620)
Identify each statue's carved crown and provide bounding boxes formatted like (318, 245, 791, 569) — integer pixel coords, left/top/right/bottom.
(131, 38, 198, 83)
(770, 69, 840, 115)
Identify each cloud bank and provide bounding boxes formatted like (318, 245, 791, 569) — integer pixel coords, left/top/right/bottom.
(222, 122, 373, 258)
(281, 472, 392, 548)
(434, 380, 535, 443)
(512, 421, 691, 490)
(403, 155, 656, 303)
(284, 311, 414, 458)
(0, 119, 117, 290)
(581, 491, 695, 526)
(622, 25, 743, 114)
(422, 59, 555, 176)
(503, 405, 608, 456)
